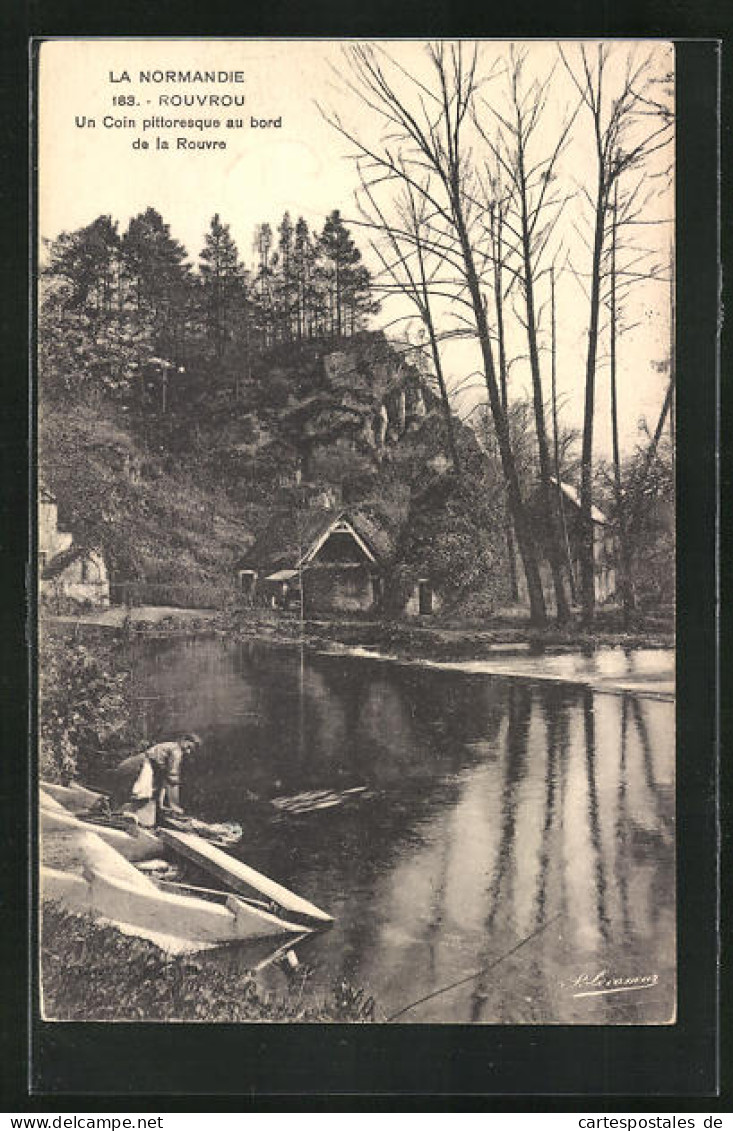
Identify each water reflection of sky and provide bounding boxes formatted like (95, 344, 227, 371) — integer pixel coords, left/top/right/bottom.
(130, 638, 675, 1024)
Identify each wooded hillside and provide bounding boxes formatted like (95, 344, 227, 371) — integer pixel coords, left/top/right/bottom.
(39, 166, 674, 623)
(39, 206, 513, 613)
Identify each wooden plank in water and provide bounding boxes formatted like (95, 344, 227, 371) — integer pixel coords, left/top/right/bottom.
(271, 786, 367, 812)
(158, 827, 334, 924)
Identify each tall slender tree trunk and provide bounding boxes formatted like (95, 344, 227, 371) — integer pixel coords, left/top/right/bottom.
(451, 185, 547, 626)
(493, 213, 520, 603)
(411, 221, 462, 480)
(517, 148, 571, 623)
(551, 265, 577, 602)
(424, 308, 461, 478)
(335, 264, 341, 337)
(580, 170, 607, 628)
(609, 191, 635, 625)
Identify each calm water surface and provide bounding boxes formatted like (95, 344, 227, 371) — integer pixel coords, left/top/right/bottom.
(131, 637, 675, 1024)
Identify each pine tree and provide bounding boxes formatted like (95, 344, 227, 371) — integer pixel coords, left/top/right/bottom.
(47, 215, 120, 321)
(42, 215, 149, 401)
(318, 210, 375, 337)
(121, 207, 191, 358)
(293, 217, 313, 339)
(276, 211, 296, 340)
(199, 213, 245, 359)
(252, 222, 275, 346)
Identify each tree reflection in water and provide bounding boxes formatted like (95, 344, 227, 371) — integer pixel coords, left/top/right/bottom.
(131, 638, 675, 1023)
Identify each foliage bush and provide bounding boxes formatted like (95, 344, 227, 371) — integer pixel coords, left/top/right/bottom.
(390, 470, 510, 615)
(39, 632, 134, 784)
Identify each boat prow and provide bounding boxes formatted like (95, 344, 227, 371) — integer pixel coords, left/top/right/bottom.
(158, 827, 334, 925)
(40, 789, 161, 862)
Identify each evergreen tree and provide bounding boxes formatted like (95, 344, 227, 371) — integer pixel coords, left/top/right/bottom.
(293, 217, 315, 339)
(41, 215, 151, 402)
(252, 222, 275, 346)
(47, 215, 121, 321)
(276, 211, 296, 340)
(342, 260, 377, 335)
(199, 213, 245, 359)
(318, 210, 376, 336)
(121, 207, 191, 358)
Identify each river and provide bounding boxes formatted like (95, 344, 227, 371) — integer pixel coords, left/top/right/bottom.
(129, 636, 675, 1024)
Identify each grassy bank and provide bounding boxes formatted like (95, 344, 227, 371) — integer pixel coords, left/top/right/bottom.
(41, 905, 376, 1023)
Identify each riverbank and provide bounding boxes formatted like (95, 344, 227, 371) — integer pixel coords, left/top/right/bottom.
(229, 608, 674, 661)
(47, 604, 674, 659)
(47, 605, 222, 632)
(228, 617, 674, 699)
(41, 904, 376, 1022)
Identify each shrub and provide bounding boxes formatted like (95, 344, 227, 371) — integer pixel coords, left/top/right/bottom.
(39, 632, 134, 783)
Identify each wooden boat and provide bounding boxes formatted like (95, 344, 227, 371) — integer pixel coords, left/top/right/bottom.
(41, 784, 334, 928)
(40, 780, 107, 813)
(40, 789, 161, 863)
(158, 826, 334, 925)
(41, 832, 311, 949)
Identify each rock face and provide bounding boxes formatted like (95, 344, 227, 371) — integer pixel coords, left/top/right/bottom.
(215, 332, 450, 500)
(317, 339, 434, 457)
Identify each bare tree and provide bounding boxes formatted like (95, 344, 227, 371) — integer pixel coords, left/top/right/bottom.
(603, 129, 673, 621)
(484, 172, 521, 601)
(476, 47, 577, 621)
(607, 184, 640, 623)
(559, 42, 673, 626)
(550, 261, 578, 600)
(357, 172, 462, 477)
(325, 41, 549, 625)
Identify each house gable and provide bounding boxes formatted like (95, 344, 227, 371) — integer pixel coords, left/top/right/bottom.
(549, 476, 609, 525)
(299, 515, 377, 568)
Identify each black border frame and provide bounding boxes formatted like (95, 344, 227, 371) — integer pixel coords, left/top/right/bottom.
(2, 8, 723, 1106)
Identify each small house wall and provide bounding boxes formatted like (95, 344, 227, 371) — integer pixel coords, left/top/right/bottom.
(236, 570, 258, 606)
(514, 524, 616, 609)
(39, 498, 73, 561)
(403, 582, 442, 617)
(42, 551, 110, 608)
(595, 560, 616, 604)
(61, 552, 110, 607)
(39, 496, 110, 608)
(304, 565, 374, 614)
(261, 578, 291, 610)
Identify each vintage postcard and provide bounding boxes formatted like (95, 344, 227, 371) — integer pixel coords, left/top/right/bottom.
(36, 38, 676, 1026)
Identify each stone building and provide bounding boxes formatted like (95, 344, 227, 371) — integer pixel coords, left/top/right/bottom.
(39, 488, 109, 609)
(234, 503, 439, 617)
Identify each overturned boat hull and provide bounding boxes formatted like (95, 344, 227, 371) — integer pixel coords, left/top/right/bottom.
(40, 789, 161, 862)
(41, 832, 310, 948)
(40, 780, 108, 813)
